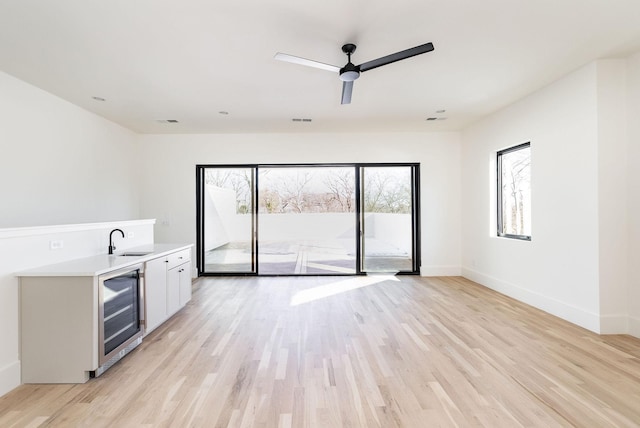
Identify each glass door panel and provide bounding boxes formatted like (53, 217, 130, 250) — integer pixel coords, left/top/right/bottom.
(202, 167, 256, 273)
(258, 166, 356, 275)
(361, 166, 415, 273)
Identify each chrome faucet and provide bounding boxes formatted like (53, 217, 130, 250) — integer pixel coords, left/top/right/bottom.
(108, 229, 124, 255)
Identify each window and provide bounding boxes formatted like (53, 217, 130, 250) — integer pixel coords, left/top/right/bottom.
(497, 143, 531, 240)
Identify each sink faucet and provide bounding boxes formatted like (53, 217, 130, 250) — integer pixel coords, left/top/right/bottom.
(108, 229, 125, 255)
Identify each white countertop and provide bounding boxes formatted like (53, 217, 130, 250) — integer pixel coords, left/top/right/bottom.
(16, 243, 193, 277)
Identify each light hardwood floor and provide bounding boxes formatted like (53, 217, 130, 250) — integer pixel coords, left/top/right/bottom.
(2, 275, 640, 427)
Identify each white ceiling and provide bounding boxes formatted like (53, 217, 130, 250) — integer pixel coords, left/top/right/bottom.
(1, 0, 640, 134)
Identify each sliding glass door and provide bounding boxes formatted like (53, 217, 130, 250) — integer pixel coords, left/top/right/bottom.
(198, 167, 256, 273)
(361, 166, 416, 273)
(197, 163, 420, 276)
(258, 166, 356, 275)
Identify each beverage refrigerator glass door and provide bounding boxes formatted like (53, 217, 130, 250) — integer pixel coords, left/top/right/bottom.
(95, 264, 145, 375)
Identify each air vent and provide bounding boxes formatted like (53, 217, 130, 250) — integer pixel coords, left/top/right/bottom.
(426, 117, 437, 121)
(157, 119, 179, 123)
(292, 118, 312, 122)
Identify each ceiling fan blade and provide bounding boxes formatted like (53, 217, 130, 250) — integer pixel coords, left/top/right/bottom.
(274, 53, 340, 73)
(358, 42, 434, 72)
(341, 81, 353, 104)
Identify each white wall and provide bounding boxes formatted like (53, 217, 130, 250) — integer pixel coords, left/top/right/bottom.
(461, 63, 602, 332)
(628, 52, 640, 337)
(596, 60, 629, 333)
(0, 71, 144, 397)
(138, 133, 461, 276)
(0, 71, 140, 227)
(461, 59, 639, 335)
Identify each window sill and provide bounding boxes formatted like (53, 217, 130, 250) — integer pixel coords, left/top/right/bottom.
(496, 234, 531, 241)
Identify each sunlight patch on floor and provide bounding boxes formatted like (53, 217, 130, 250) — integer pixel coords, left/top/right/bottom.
(305, 262, 355, 274)
(290, 275, 400, 306)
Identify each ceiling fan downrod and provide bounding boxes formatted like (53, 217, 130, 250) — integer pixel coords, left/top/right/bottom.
(339, 44, 361, 82)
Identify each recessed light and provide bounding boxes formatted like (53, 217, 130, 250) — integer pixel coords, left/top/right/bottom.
(426, 117, 437, 121)
(436, 109, 446, 113)
(92, 96, 106, 102)
(218, 111, 229, 115)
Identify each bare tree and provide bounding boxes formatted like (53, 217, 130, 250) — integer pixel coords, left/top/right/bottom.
(205, 169, 231, 187)
(364, 170, 411, 213)
(268, 171, 313, 213)
(259, 189, 280, 213)
(230, 171, 252, 214)
(249, 168, 413, 215)
(363, 172, 391, 212)
(205, 169, 254, 214)
(324, 170, 355, 212)
(502, 154, 530, 235)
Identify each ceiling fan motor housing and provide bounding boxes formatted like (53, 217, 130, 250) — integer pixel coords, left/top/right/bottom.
(340, 63, 360, 81)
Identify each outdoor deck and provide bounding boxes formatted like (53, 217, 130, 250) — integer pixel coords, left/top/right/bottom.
(204, 239, 413, 274)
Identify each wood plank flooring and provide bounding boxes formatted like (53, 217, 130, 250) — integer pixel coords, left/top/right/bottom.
(2, 275, 640, 427)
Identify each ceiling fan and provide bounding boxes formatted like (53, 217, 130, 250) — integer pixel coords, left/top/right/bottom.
(274, 42, 434, 104)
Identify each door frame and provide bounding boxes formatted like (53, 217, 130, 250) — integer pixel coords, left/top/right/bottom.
(196, 163, 421, 276)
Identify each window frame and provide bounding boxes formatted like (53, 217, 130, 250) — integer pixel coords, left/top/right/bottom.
(496, 142, 531, 241)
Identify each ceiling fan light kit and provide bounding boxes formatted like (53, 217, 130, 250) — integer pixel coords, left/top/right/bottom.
(275, 41, 434, 104)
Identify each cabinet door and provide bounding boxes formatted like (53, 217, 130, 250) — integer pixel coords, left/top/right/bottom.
(179, 261, 192, 306)
(145, 257, 168, 334)
(166, 266, 181, 316)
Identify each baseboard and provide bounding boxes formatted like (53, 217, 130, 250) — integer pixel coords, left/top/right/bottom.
(629, 316, 640, 339)
(420, 265, 461, 277)
(0, 360, 20, 398)
(461, 267, 601, 333)
(599, 314, 629, 334)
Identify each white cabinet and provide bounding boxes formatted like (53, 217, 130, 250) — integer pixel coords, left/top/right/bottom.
(178, 262, 192, 306)
(166, 264, 181, 316)
(144, 248, 192, 334)
(20, 276, 99, 383)
(145, 257, 168, 333)
(17, 243, 192, 383)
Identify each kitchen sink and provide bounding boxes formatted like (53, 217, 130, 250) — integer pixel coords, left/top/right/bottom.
(118, 251, 153, 257)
